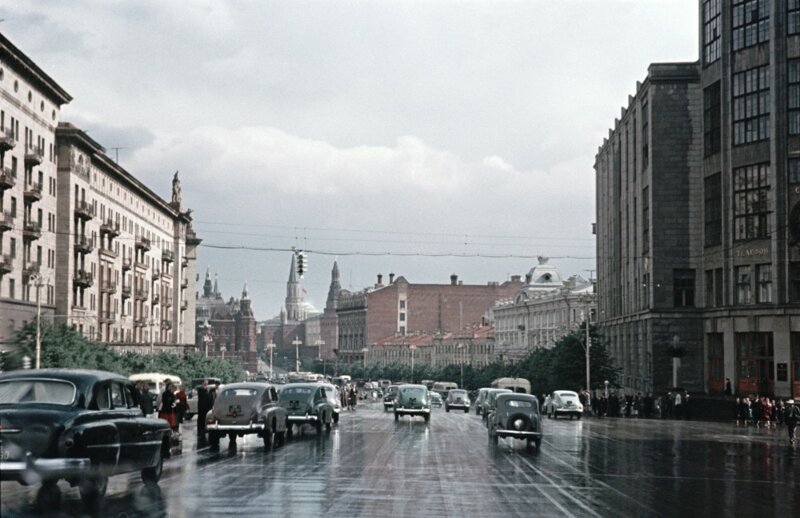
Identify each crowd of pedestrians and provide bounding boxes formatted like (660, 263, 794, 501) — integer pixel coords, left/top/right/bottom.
(576, 390, 691, 420)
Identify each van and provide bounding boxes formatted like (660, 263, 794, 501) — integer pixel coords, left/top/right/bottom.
(432, 381, 458, 398)
(378, 379, 392, 390)
(490, 377, 531, 394)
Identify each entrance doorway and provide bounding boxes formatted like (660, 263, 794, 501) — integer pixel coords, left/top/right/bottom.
(707, 333, 724, 394)
(736, 332, 773, 396)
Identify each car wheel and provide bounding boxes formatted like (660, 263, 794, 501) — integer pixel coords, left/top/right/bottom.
(35, 480, 61, 511)
(262, 430, 274, 448)
(79, 474, 108, 509)
(424, 414, 430, 423)
(141, 447, 164, 482)
(315, 418, 323, 434)
(445, 405, 450, 413)
(577, 415, 582, 420)
(208, 431, 220, 449)
(276, 430, 286, 445)
(491, 429, 498, 445)
(286, 424, 294, 440)
(526, 438, 533, 450)
(464, 408, 469, 413)
(394, 412, 399, 422)
(534, 438, 542, 450)
(325, 419, 332, 432)
(228, 432, 237, 445)
(333, 413, 339, 424)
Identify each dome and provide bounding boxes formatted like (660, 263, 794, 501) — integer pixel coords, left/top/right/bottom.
(525, 256, 563, 289)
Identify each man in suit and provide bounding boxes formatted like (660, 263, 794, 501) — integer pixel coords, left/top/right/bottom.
(785, 399, 799, 445)
(196, 379, 214, 437)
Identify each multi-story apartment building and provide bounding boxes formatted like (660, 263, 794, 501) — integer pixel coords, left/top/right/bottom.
(54, 123, 200, 352)
(0, 33, 72, 348)
(493, 257, 596, 362)
(367, 325, 496, 370)
(596, 1, 800, 398)
(337, 272, 523, 366)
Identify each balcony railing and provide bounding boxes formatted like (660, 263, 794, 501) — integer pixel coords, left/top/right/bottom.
(24, 145, 44, 166)
(23, 261, 40, 280)
(23, 182, 43, 201)
(161, 249, 174, 263)
(100, 219, 120, 236)
(0, 128, 16, 151)
(181, 256, 189, 268)
(135, 288, 149, 301)
(152, 269, 161, 279)
(135, 236, 151, 251)
(73, 269, 94, 287)
(161, 319, 172, 330)
(164, 296, 173, 307)
(180, 300, 188, 311)
(122, 285, 132, 298)
(134, 317, 148, 327)
(99, 311, 117, 324)
(74, 200, 95, 220)
(0, 210, 14, 232)
(151, 294, 160, 305)
(0, 166, 16, 189)
(74, 235, 94, 254)
(22, 220, 42, 240)
(99, 246, 118, 258)
(122, 257, 133, 270)
(101, 280, 117, 294)
(0, 254, 13, 275)
(180, 278, 188, 289)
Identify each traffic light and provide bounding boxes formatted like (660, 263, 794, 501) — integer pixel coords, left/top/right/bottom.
(296, 250, 306, 278)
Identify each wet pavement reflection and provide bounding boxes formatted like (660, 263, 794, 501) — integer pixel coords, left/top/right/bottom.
(1, 402, 797, 517)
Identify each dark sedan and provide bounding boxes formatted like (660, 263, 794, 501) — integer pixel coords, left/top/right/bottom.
(205, 383, 287, 449)
(278, 383, 335, 437)
(0, 369, 171, 510)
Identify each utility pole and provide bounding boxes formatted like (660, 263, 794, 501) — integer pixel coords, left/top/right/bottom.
(266, 341, 276, 378)
(585, 307, 591, 394)
(292, 337, 302, 372)
(34, 275, 45, 369)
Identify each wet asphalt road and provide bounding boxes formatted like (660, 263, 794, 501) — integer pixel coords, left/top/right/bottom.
(1, 400, 797, 517)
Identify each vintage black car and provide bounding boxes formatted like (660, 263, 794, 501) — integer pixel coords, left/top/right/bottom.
(445, 389, 470, 413)
(383, 384, 400, 411)
(480, 388, 512, 421)
(205, 383, 288, 448)
(278, 383, 335, 436)
(0, 369, 171, 509)
(487, 393, 543, 450)
(394, 384, 431, 422)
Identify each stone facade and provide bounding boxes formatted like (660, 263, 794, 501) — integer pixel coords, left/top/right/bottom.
(596, 1, 800, 398)
(493, 257, 596, 362)
(0, 33, 71, 350)
(368, 325, 496, 369)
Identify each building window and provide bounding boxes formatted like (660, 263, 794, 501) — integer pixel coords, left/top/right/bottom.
(715, 268, 724, 307)
(673, 269, 695, 307)
(733, 163, 770, 240)
(790, 60, 800, 135)
(790, 0, 800, 35)
(642, 187, 650, 253)
(732, 0, 769, 51)
(755, 263, 772, 303)
(733, 65, 769, 145)
(703, 0, 722, 65)
(641, 99, 649, 170)
(790, 158, 800, 183)
(704, 82, 721, 155)
(791, 262, 800, 302)
(705, 173, 722, 246)
(705, 270, 714, 307)
(736, 265, 752, 304)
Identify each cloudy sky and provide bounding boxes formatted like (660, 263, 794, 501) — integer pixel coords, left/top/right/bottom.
(3, 0, 697, 319)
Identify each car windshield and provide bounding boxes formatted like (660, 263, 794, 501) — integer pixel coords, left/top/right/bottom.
(558, 392, 579, 401)
(400, 387, 427, 400)
(450, 390, 467, 397)
(0, 379, 77, 406)
(221, 388, 258, 398)
(280, 387, 313, 400)
(505, 399, 536, 409)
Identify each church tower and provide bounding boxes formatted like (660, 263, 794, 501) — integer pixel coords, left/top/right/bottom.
(203, 266, 213, 297)
(320, 260, 341, 359)
(285, 253, 305, 321)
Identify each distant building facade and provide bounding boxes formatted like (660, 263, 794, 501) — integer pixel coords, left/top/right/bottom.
(493, 257, 596, 362)
(367, 326, 496, 369)
(596, 0, 800, 398)
(337, 272, 523, 366)
(0, 33, 72, 349)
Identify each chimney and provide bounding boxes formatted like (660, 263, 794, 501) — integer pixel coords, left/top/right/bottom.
(389, 273, 395, 284)
(450, 273, 458, 286)
(377, 274, 383, 287)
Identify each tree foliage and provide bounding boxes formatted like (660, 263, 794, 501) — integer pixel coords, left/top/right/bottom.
(1, 322, 245, 384)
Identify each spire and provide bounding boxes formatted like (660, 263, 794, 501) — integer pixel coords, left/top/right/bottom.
(203, 266, 213, 297)
(289, 253, 297, 283)
(326, 260, 342, 309)
(205, 266, 211, 281)
(242, 281, 249, 300)
(213, 273, 219, 297)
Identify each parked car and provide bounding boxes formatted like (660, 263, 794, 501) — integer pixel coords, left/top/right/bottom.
(186, 377, 222, 420)
(320, 383, 342, 424)
(481, 388, 512, 421)
(429, 391, 443, 408)
(474, 388, 490, 415)
(445, 389, 471, 413)
(205, 383, 287, 449)
(487, 393, 543, 450)
(393, 384, 431, 422)
(278, 383, 335, 436)
(544, 390, 584, 419)
(0, 369, 171, 510)
(383, 385, 400, 411)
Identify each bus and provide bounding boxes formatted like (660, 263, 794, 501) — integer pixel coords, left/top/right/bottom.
(432, 382, 458, 396)
(305, 373, 325, 382)
(332, 375, 352, 387)
(491, 377, 531, 394)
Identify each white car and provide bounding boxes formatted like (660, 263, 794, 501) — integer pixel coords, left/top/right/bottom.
(544, 390, 584, 419)
(320, 383, 342, 424)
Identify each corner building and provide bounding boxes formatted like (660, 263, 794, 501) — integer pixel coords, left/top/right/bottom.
(596, 0, 800, 398)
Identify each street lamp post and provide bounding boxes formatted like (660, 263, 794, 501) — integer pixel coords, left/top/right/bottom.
(292, 338, 302, 372)
(202, 319, 212, 358)
(361, 347, 368, 369)
(221, 345, 227, 359)
(33, 275, 46, 369)
(584, 304, 591, 394)
(410, 345, 417, 383)
(457, 343, 465, 388)
(266, 341, 276, 378)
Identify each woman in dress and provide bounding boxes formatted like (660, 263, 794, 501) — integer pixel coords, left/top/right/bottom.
(158, 382, 178, 432)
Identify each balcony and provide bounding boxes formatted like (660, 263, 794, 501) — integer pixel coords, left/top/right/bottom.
(162, 249, 174, 263)
(100, 219, 120, 237)
(180, 299, 188, 311)
(0, 167, 16, 190)
(23, 182, 43, 201)
(0, 254, 13, 275)
(22, 220, 42, 241)
(24, 146, 44, 166)
(73, 269, 94, 288)
(0, 128, 16, 151)
(161, 319, 172, 330)
(99, 246, 118, 259)
(164, 296, 173, 308)
(152, 268, 161, 279)
(122, 257, 133, 270)
(135, 288, 149, 301)
(99, 312, 117, 324)
(151, 294, 160, 305)
(122, 285, 132, 299)
(134, 316, 148, 327)
(101, 280, 117, 294)
(0, 211, 14, 232)
(135, 236, 151, 251)
(74, 235, 94, 254)
(74, 200, 95, 220)
(181, 256, 189, 268)
(23, 262, 40, 281)
(180, 278, 189, 289)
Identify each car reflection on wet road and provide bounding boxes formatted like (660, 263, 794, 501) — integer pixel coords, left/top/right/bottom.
(1, 401, 797, 517)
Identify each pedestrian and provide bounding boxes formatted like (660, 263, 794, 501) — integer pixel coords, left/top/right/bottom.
(724, 378, 732, 397)
(752, 396, 763, 427)
(349, 385, 357, 410)
(139, 382, 154, 416)
(175, 384, 188, 428)
(683, 392, 691, 420)
(197, 379, 213, 437)
(776, 399, 785, 427)
(158, 381, 178, 432)
(784, 399, 799, 445)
